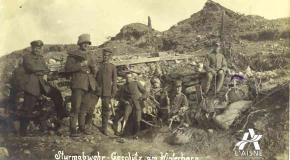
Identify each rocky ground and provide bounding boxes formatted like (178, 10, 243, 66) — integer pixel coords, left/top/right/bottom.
(0, 0, 289, 160)
(0, 82, 288, 160)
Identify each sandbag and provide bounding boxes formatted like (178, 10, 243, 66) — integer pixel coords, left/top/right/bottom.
(213, 100, 252, 129)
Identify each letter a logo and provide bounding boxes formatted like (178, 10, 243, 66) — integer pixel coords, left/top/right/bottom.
(235, 128, 262, 150)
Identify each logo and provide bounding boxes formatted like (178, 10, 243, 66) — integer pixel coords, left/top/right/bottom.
(235, 128, 262, 150)
(234, 129, 263, 157)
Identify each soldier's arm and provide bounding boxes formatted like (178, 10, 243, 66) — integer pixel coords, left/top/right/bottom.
(116, 85, 129, 104)
(181, 94, 189, 109)
(221, 54, 228, 71)
(111, 65, 117, 96)
(137, 81, 146, 94)
(65, 56, 82, 73)
(203, 54, 214, 72)
(88, 54, 98, 75)
(164, 90, 170, 107)
(39, 58, 50, 74)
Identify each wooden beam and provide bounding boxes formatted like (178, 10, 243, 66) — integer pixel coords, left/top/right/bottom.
(112, 53, 204, 66)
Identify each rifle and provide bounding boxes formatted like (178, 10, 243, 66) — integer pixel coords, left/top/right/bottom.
(110, 100, 116, 116)
(168, 107, 189, 129)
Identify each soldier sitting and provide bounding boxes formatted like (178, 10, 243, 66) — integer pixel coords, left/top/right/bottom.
(113, 72, 147, 137)
(203, 41, 227, 95)
(150, 77, 170, 124)
(168, 80, 191, 128)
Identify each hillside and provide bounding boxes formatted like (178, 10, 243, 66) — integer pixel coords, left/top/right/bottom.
(0, 1, 290, 160)
(161, 0, 289, 52)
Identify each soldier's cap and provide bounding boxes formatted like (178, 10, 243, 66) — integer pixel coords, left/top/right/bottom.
(77, 34, 91, 45)
(102, 48, 113, 55)
(119, 70, 133, 78)
(122, 68, 140, 76)
(174, 80, 182, 87)
(30, 40, 44, 47)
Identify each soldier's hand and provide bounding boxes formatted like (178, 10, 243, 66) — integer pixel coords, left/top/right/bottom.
(210, 69, 217, 76)
(49, 81, 58, 88)
(180, 106, 187, 113)
(218, 69, 224, 74)
(124, 101, 130, 105)
(43, 74, 48, 81)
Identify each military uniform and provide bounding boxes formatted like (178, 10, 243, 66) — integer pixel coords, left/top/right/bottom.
(203, 43, 227, 94)
(169, 93, 189, 114)
(84, 93, 99, 128)
(9, 65, 27, 112)
(113, 80, 146, 135)
(20, 40, 68, 136)
(151, 87, 170, 123)
(65, 34, 97, 135)
(96, 49, 117, 134)
(169, 80, 191, 125)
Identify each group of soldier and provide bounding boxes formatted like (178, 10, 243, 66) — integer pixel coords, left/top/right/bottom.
(9, 33, 227, 138)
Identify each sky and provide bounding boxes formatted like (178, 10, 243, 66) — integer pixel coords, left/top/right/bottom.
(0, 0, 289, 55)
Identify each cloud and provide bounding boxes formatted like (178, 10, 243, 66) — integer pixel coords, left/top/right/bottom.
(0, 0, 288, 55)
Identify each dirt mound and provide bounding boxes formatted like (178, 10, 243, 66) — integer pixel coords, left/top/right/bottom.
(230, 85, 289, 158)
(100, 23, 162, 54)
(0, 1, 289, 159)
(161, 0, 289, 52)
(113, 23, 158, 41)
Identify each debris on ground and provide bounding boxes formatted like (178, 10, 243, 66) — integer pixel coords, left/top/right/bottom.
(0, 0, 289, 159)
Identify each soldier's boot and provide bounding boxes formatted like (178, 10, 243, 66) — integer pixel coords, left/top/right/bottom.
(134, 107, 142, 135)
(120, 120, 127, 135)
(79, 126, 93, 135)
(19, 118, 29, 136)
(70, 114, 79, 137)
(78, 112, 92, 135)
(112, 120, 118, 135)
(203, 72, 214, 94)
(70, 128, 79, 137)
(133, 121, 141, 139)
(101, 112, 109, 136)
(216, 71, 225, 93)
(133, 121, 141, 135)
(85, 113, 94, 127)
(85, 113, 96, 132)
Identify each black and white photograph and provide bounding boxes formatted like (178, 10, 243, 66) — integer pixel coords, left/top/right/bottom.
(0, 0, 289, 159)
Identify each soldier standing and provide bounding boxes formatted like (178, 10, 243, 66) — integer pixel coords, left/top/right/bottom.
(65, 34, 97, 137)
(96, 48, 117, 135)
(203, 41, 227, 94)
(20, 40, 68, 136)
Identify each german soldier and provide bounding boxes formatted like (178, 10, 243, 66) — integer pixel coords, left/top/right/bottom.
(96, 48, 117, 135)
(203, 41, 227, 94)
(150, 77, 170, 124)
(20, 40, 68, 136)
(113, 72, 146, 136)
(169, 80, 190, 127)
(65, 34, 97, 137)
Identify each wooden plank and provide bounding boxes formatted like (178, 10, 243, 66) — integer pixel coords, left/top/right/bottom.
(112, 54, 204, 66)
